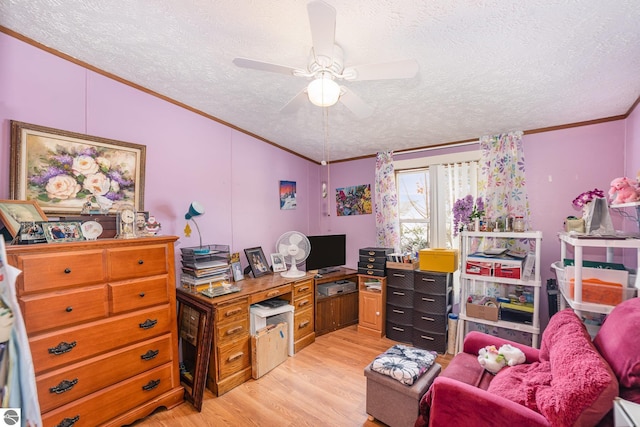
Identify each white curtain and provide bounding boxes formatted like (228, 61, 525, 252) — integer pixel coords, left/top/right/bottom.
(374, 151, 400, 250)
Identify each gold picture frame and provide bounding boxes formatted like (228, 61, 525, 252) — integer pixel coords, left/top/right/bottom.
(0, 199, 49, 238)
(10, 120, 146, 216)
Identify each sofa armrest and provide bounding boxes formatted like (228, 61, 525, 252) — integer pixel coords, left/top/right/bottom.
(426, 376, 550, 427)
(463, 331, 541, 363)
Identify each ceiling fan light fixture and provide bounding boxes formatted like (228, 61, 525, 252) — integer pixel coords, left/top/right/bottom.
(307, 75, 340, 107)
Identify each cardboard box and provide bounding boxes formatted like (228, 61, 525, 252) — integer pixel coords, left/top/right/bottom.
(419, 249, 459, 273)
(386, 260, 419, 270)
(465, 259, 493, 276)
(494, 259, 523, 279)
(466, 302, 499, 321)
(251, 322, 288, 379)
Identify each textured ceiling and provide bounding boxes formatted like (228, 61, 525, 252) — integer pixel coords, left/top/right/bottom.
(1, 0, 640, 162)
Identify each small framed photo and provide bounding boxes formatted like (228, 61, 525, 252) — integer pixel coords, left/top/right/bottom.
(270, 253, 287, 272)
(18, 221, 47, 245)
(42, 221, 85, 243)
(231, 261, 244, 282)
(244, 246, 270, 278)
(0, 199, 49, 238)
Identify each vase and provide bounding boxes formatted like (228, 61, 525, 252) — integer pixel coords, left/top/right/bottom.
(474, 218, 480, 232)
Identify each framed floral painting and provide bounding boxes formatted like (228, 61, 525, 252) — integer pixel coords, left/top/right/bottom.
(10, 121, 146, 215)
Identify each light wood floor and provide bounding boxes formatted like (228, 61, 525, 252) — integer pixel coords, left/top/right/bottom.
(131, 326, 451, 427)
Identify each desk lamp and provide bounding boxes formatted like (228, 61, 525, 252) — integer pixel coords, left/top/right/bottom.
(185, 201, 209, 254)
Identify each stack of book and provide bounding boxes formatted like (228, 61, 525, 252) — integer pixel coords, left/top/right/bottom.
(180, 245, 231, 292)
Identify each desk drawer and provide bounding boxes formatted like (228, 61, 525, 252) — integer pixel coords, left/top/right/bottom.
(293, 294, 313, 311)
(294, 308, 314, 342)
(16, 250, 105, 294)
(293, 280, 313, 298)
(250, 284, 291, 304)
(30, 305, 172, 374)
(109, 276, 169, 314)
(37, 334, 172, 413)
(21, 285, 108, 334)
(215, 298, 248, 324)
(218, 338, 250, 380)
(216, 318, 249, 345)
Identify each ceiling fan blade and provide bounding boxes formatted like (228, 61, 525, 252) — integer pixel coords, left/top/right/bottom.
(233, 57, 301, 76)
(339, 87, 374, 119)
(280, 88, 309, 114)
(343, 59, 420, 81)
(307, 0, 336, 66)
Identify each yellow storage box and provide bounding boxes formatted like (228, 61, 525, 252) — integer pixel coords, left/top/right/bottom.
(419, 249, 459, 273)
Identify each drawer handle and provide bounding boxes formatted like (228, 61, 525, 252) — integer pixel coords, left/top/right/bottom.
(50, 378, 78, 394)
(228, 352, 244, 362)
(56, 415, 80, 427)
(420, 335, 435, 341)
(367, 257, 375, 262)
(393, 292, 405, 296)
(142, 379, 160, 391)
(299, 320, 310, 329)
(226, 326, 243, 336)
(298, 300, 309, 307)
(266, 290, 280, 297)
(368, 251, 375, 256)
(139, 319, 158, 329)
(367, 270, 374, 275)
(393, 273, 406, 278)
(138, 259, 144, 265)
(65, 306, 73, 313)
(298, 286, 310, 293)
(64, 268, 71, 274)
(49, 341, 77, 355)
(141, 349, 159, 361)
(366, 264, 374, 268)
(392, 326, 405, 332)
(422, 278, 436, 282)
(225, 308, 242, 317)
(392, 309, 405, 314)
(422, 297, 435, 302)
(421, 316, 435, 322)
(139, 292, 145, 297)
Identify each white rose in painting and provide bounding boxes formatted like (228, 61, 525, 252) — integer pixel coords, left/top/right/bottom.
(46, 174, 81, 200)
(84, 173, 111, 196)
(110, 180, 120, 194)
(96, 156, 111, 170)
(72, 155, 99, 176)
(95, 195, 113, 211)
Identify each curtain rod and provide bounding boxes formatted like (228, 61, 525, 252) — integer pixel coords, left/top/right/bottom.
(395, 139, 479, 156)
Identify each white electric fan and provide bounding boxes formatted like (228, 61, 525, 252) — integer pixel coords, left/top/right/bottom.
(276, 231, 311, 278)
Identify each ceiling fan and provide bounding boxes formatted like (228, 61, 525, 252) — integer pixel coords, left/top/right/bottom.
(232, 0, 419, 119)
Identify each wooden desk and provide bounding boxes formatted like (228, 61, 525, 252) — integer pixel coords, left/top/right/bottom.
(176, 272, 315, 405)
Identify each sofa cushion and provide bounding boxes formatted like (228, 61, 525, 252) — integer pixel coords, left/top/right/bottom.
(593, 297, 640, 389)
(370, 344, 437, 386)
(488, 309, 618, 427)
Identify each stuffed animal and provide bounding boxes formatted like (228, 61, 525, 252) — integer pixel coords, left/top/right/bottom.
(498, 344, 526, 366)
(477, 345, 506, 374)
(609, 177, 640, 205)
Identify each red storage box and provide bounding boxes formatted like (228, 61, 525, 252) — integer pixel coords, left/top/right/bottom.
(465, 259, 493, 276)
(494, 260, 522, 279)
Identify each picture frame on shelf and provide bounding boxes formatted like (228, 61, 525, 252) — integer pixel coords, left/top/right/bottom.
(18, 221, 47, 245)
(270, 253, 287, 272)
(42, 221, 85, 243)
(0, 199, 49, 239)
(10, 120, 146, 216)
(244, 246, 270, 278)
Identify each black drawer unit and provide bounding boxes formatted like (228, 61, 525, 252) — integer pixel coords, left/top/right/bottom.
(386, 321, 412, 343)
(387, 269, 414, 290)
(413, 310, 447, 333)
(414, 290, 452, 315)
(386, 304, 413, 324)
(413, 328, 447, 353)
(358, 247, 393, 276)
(414, 270, 451, 294)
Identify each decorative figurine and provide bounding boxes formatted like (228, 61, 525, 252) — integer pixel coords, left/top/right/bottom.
(145, 216, 161, 235)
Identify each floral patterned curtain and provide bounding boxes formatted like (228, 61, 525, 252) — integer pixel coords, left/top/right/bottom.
(478, 131, 531, 226)
(375, 151, 400, 250)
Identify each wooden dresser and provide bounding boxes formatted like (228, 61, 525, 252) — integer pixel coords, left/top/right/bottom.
(6, 237, 184, 427)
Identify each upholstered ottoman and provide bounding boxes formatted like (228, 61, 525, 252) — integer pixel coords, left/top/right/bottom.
(364, 345, 441, 427)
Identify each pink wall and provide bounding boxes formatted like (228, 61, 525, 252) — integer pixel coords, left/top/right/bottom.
(0, 33, 317, 271)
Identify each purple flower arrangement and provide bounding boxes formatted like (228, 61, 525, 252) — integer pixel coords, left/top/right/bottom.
(572, 188, 605, 209)
(453, 195, 485, 235)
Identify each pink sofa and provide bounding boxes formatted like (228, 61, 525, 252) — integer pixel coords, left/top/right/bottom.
(416, 297, 640, 427)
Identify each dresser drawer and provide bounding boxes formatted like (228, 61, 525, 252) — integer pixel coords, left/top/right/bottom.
(412, 328, 447, 353)
(42, 363, 174, 427)
(414, 271, 451, 295)
(294, 308, 314, 342)
(106, 245, 168, 281)
(387, 269, 414, 289)
(293, 280, 313, 298)
(249, 284, 291, 304)
(386, 321, 413, 343)
(414, 292, 451, 314)
(217, 338, 250, 380)
(386, 304, 413, 324)
(21, 285, 108, 334)
(16, 250, 105, 294)
(109, 276, 170, 314)
(37, 334, 173, 413)
(216, 317, 249, 345)
(413, 311, 447, 333)
(358, 260, 385, 270)
(30, 305, 172, 374)
(215, 298, 248, 324)
(387, 287, 413, 307)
